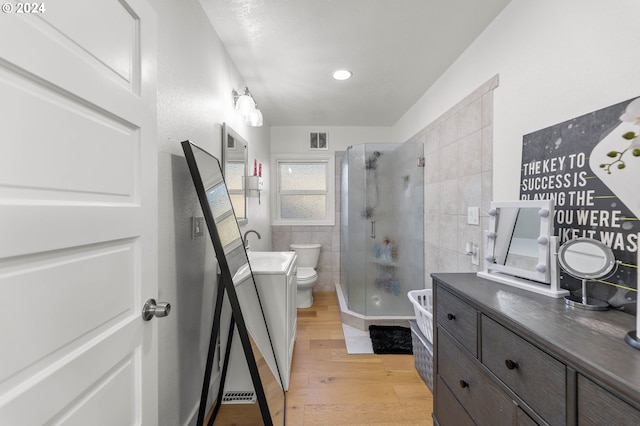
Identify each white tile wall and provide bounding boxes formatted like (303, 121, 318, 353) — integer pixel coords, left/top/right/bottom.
(407, 75, 498, 286)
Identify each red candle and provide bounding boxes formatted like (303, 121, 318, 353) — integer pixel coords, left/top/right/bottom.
(253, 159, 257, 176)
(258, 163, 262, 177)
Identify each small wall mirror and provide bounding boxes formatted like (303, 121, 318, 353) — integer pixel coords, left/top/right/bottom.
(478, 199, 569, 298)
(558, 237, 616, 310)
(222, 123, 248, 225)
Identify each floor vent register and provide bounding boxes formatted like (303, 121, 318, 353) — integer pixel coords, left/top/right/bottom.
(221, 391, 257, 404)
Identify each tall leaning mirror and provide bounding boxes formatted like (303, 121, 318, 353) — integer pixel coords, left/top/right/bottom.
(181, 141, 284, 425)
(222, 123, 248, 225)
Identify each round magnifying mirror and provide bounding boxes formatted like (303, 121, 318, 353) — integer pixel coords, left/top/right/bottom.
(558, 237, 615, 310)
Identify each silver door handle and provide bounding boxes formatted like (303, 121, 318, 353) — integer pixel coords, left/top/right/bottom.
(371, 220, 376, 239)
(142, 298, 171, 321)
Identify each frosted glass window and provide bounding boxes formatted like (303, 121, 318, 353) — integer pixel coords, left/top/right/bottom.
(281, 195, 326, 219)
(274, 156, 334, 225)
(280, 163, 326, 191)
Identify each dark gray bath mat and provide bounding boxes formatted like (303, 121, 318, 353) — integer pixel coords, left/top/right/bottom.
(368, 325, 413, 354)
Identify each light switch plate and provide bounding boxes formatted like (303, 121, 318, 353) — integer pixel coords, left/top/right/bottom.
(192, 216, 205, 238)
(467, 207, 480, 225)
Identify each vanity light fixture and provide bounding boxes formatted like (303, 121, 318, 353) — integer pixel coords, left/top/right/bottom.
(332, 69, 352, 81)
(232, 87, 263, 127)
(247, 105, 263, 127)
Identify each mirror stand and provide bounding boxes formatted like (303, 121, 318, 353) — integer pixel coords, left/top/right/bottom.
(625, 331, 640, 350)
(197, 274, 226, 425)
(198, 272, 276, 426)
(563, 279, 609, 311)
(624, 251, 640, 350)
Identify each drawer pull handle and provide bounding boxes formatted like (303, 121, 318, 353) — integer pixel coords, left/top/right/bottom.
(447, 313, 456, 320)
(459, 380, 469, 388)
(505, 359, 519, 370)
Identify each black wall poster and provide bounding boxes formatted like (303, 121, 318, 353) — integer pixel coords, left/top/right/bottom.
(520, 96, 640, 314)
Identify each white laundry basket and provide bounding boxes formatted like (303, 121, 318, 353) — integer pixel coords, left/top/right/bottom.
(408, 289, 433, 344)
(410, 319, 433, 390)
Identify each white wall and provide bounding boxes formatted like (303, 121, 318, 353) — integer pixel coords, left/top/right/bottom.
(271, 125, 393, 154)
(392, 0, 640, 201)
(152, 0, 271, 424)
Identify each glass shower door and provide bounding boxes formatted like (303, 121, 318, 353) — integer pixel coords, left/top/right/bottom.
(364, 143, 401, 316)
(341, 141, 424, 317)
(387, 139, 424, 316)
(347, 143, 399, 316)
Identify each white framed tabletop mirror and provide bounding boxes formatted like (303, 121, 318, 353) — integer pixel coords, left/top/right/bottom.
(478, 199, 569, 298)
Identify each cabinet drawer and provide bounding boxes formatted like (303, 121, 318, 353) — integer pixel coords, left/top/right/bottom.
(481, 315, 565, 426)
(578, 375, 640, 425)
(435, 375, 474, 426)
(438, 328, 515, 426)
(436, 287, 477, 356)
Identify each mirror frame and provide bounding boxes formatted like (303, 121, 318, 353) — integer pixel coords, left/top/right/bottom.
(477, 199, 569, 298)
(181, 140, 284, 425)
(222, 123, 249, 226)
(558, 237, 615, 310)
(484, 199, 554, 283)
(558, 237, 616, 280)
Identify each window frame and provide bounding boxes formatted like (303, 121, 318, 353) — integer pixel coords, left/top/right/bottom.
(271, 154, 335, 226)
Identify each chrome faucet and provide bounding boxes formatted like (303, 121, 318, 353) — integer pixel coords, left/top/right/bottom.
(243, 230, 261, 250)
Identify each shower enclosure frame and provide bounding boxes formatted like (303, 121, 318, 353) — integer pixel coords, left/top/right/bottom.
(339, 142, 425, 324)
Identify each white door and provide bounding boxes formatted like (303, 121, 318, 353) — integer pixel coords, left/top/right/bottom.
(0, 1, 159, 424)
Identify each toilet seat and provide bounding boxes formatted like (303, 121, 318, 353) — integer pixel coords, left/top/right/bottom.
(296, 267, 317, 284)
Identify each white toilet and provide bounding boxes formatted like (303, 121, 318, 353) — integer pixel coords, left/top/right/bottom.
(290, 243, 322, 308)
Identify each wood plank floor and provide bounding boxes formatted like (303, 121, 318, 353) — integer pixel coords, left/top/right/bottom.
(213, 291, 433, 425)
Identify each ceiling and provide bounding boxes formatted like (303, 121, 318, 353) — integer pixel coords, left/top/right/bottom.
(200, 0, 511, 126)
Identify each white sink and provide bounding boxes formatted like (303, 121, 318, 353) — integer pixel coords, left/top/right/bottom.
(248, 251, 295, 273)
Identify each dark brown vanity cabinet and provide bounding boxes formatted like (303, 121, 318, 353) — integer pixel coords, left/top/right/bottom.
(432, 273, 640, 426)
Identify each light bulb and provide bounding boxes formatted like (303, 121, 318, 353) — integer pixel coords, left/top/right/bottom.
(247, 108, 263, 127)
(333, 69, 352, 80)
(235, 94, 255, 117)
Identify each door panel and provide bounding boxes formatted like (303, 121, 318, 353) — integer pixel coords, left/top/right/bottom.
(1, 325, 141, 425)
(0, 0, 157, 424)
(42, 0, 138, 86)
(0, 65, 139, 202)
(0, 240, 137, 382)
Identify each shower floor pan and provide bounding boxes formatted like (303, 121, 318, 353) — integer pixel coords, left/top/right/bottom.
(334, 282, 413, 331)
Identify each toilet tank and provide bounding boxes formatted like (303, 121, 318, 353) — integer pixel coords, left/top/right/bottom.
(290, 243, 321, 268)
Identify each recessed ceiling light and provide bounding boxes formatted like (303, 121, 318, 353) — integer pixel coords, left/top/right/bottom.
(333, 69, 352, 81)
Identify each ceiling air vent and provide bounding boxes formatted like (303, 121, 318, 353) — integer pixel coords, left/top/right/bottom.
(309, 132, 328, 150)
